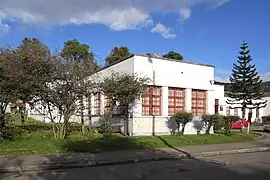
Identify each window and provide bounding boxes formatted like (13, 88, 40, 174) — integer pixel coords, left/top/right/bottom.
(93, 93, 100, 115)
(226, 107, 230, 116)
(192, 89, 206, 116)
(168, 87, 185, 116)
(234, 108, 238, 116)
(215, 99, 219, 114)
(104, 95, 113, 111)
(142, 86, 162, 116)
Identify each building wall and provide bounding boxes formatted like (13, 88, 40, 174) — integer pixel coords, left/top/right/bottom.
(263, 97, 270, 117)
(130, 55, 216, 135)
(212, 83, 269, 122)
(8, 55, 219, 136)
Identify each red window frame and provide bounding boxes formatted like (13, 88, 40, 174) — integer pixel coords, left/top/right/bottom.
(168, 87, 185, 116)
(142, 86, 162, 116)
(215, 99, 219, 114)
(104, 94, 113, 111)
(93, 93, 100, 115)
(192, 89, 206, 116)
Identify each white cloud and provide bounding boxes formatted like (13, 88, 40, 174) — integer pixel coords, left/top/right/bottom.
(0, 0, 230, 32)
(210, 0, 230, 9)
(179, 8, 191, 21)
(215, 72, 270, 83)
(0, 22, 9, 33)
(151, 23, 176, 39)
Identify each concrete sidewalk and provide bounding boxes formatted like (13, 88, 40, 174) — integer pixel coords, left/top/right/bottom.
(0, 132, 270, 173)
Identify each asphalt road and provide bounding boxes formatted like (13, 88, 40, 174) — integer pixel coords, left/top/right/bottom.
(1, 152, 270, 180)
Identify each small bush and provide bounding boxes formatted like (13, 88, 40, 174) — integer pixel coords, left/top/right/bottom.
(224, 115, 240, 135)
(171, 112, 193, 134)
(213, 115, 226, 131)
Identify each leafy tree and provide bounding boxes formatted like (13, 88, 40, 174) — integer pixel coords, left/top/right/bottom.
(100, 72, 149, 135)
(61, 39, 99, 135)
(0, 48, 21, 138)
(171, 112, 193, 135)
(201, 115, 215, 134)
(0, 38, 54, 138)
(224, 115, 240, 135)
(34, 57, 92, 139)
(105, 46, 132, 65)
(201, 114, 225, 134)
(226, 41, 267, 133)
(163, 51, 183, 60)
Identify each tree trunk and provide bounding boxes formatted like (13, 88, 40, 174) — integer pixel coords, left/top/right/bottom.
(80, 97, 84, 125)
(123, 105, 129, 136)
(0, 113, 5, 139)
(181, 124, 185, 135)
(241, 107, 246, 133)
(88, 96, 92, 136)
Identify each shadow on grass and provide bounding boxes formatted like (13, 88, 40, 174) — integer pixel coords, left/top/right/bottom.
(154, 136, 191, 157)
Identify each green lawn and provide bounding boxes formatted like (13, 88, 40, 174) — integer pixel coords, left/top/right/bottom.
(0, 125, 259, 157)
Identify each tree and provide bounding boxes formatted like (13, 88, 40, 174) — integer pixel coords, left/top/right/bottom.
(105, 46, 132, 65)
(171, 112, 193, 135)
(0, 38, 54, 138)
(0, 48, 21, 138)
(226, 41, 267, 133)
(61, 39, 99, 135)
(15, 38, 54, 104)
(34, 57, 90, 139)
(163, 51, 183, 60)
(100, 72, 149, 135)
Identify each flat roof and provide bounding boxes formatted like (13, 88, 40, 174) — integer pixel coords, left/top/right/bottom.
(96, 54, 214, 73)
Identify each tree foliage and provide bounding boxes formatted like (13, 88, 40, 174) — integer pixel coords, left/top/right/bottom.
(226, 41, 267, 129)
(163, 51, 183, 60)
(100, 72, 149, 135)
(61, 39, 99, 135)
(105, 46, 132, 65)
(171, 112, 193, 134)
(0, 38, 54, 138)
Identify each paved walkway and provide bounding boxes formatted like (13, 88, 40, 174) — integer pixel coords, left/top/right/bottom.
(0, 132, 269, 171)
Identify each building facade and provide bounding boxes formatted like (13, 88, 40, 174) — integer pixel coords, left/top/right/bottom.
(7, 54, 270, 136)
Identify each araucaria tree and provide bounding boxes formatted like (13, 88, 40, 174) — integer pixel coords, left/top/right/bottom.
(226, 41, 267, 133)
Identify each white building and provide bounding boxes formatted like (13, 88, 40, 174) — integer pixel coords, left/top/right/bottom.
(9, 54, 270, 136)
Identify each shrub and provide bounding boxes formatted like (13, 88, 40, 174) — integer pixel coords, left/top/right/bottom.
(213, 115, 226, 131)
(201, 115, 214, 134)
(224, 115, 240, 135)
(202, 114, 226, 133)
(171, 112, 193, 134)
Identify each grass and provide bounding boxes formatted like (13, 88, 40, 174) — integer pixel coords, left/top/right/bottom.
(0, 124, 260, 156)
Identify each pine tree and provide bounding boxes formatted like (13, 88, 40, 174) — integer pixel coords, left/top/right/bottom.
(226, 41, 267, 132)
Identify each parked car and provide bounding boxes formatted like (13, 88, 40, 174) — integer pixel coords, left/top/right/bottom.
(231, 119, 248, 129)
(263, 125, 270, 132)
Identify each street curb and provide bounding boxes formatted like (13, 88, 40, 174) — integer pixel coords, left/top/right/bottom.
(193, 147, 270, 157)
(1, 147, 270, 173)
(0, 154, 188, 174)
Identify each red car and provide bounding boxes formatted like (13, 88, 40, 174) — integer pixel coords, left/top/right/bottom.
(231, 119, 249, 129)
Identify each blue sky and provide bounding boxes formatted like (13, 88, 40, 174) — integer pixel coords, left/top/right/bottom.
(0, 0, 269, 81)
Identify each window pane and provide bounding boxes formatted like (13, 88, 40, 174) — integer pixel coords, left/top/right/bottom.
(169, 89, 175, 96)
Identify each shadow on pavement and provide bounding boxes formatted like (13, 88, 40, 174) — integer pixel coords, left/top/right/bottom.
(2, 156, 270, 179)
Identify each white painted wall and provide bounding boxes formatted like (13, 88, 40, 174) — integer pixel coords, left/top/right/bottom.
(263, 97, 270, 116)
(130, 55, 216, 135)
(133, 55, 215, 90)
(213, 83, 270, 122)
